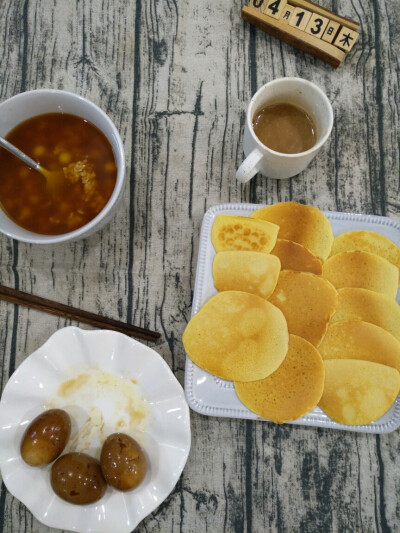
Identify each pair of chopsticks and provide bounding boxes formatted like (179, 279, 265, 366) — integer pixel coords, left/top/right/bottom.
(0, 285, 160, 342)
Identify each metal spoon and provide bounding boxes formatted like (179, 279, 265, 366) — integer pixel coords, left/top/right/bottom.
(0, 136, 65, 191)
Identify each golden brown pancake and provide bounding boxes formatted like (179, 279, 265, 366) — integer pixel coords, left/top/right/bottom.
(235, 334, 325, 423)
(251, 202, 333, 261)
(319, 321, 400, 372)
(213, 251, 281, 299)
(330, 230, 400, 283)
(270, 239, 322, 274)
(268, 270, 338, 347)
(322, 250, 398, 298)
(182, 291, 289, 382)
(211, 215, 279, 253)
(319, 359, 400, 425)
(330, 288, 400, 342)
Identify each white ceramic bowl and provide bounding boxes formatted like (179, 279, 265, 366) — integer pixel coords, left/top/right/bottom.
(0, 90, 125, 243)
(0, 327, 191, 533)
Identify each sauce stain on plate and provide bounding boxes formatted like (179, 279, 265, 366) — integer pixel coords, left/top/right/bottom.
(46, 370, 149, 456)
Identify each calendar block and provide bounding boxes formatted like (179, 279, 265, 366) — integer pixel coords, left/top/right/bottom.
(334, 26, 359, 52)
(241, 0, 360, 68)
(280, 4, 295, 24)
(264, 0, 288, 19)
(289, 7, 312, 31)
(305, 12, 329, 39)
(321, 20, 340, 43)
(248, 0, 267, 12)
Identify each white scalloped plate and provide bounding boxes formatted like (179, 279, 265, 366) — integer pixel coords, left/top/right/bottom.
(184, 203, 400, 433)
(0, 327, 191, 533)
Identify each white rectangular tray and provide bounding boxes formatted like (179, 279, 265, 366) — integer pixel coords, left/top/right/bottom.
(184, 203, 400, 433)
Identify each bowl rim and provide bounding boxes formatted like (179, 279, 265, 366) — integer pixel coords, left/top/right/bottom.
(0, 89, 126, 244)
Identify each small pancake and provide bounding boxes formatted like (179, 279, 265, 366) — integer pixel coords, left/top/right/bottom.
(319, 321, 400, 372)
(330, 230, 400, 283)
(182, 291, 289, 382)
(251, 202, 333, 261)
(269, 271, 338, 347)
(213, 251, 281, 299)
(322, 250, 398, 298)
(235, 334, 325, 423)
(211, 215, 279, 253)
(319, 359, 400, 425)
(330, 288, 400, 342)
(270, 239, 322, 275)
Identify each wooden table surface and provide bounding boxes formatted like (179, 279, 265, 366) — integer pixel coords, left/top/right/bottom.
(0, 1, 399, 532)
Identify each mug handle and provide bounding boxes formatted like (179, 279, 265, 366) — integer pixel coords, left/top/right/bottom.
(236, 148, 263, 184)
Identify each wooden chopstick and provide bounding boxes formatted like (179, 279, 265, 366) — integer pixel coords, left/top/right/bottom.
(0, 285, 160, 342)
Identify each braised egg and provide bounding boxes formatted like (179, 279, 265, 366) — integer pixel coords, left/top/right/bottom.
(100, 433, 147, 491)
(51, 452, 107, 504)
(20, 409, 71, 466)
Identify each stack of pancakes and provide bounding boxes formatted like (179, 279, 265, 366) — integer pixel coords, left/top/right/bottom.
(183, 202, 400, 426)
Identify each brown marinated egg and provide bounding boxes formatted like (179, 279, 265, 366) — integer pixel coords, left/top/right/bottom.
(20, 409, 71, 466)
(51, 452, 107, 505)
(100, 433, 147, 491)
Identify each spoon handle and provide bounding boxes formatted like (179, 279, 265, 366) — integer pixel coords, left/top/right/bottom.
(0, 136, 40, 170)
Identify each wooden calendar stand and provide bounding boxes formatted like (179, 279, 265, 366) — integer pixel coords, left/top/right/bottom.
(242, 0, 360, 68)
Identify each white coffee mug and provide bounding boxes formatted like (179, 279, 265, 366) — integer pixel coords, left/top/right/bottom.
(236, 78, 333, 182)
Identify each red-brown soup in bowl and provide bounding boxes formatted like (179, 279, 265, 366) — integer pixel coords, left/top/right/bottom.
(0, 90, 125, 244)
(0, 113, 117, 235)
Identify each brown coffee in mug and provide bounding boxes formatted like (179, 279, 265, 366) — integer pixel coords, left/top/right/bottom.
(252, 103, 317, 154)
